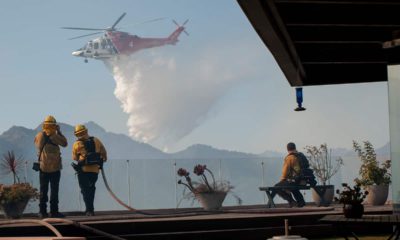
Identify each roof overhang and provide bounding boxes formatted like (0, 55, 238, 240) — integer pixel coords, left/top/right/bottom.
(238, 0, 400, 86)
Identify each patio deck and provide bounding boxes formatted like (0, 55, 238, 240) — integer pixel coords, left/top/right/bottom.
(0, 203, 394, 240)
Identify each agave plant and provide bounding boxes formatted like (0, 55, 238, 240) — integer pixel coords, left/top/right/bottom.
(1, 150, 23, 184)
(0, 150, 39, 218)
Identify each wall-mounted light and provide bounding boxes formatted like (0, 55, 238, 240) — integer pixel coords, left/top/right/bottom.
(294, 87, 306, 111)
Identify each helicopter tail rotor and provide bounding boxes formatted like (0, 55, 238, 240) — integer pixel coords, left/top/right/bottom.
(172, 19, 189, 36)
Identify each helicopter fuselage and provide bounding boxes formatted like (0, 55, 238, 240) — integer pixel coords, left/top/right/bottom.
(72, 27, 185, 62)
(64, 13, 188, 63)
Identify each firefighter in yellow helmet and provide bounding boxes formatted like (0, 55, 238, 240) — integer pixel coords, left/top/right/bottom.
(34, 115, 68, 218)
(72, 124, 107, 216)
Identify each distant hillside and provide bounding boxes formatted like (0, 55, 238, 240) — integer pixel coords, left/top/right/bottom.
(258, 142, 390, 159)
(0, 122, 261, 161)
(0, 122, 391, 162)
(171, 144, 260, 159)
(258, 150, 284, 158)
(376, 142, 390, 157)
(0, 126, 37, 158)
(0, 122, 167, 160)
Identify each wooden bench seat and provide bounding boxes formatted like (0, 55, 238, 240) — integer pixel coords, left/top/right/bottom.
(259, 185, 326, 208)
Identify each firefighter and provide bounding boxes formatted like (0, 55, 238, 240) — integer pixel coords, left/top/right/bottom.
(72, 124, 107, 216)
(274, 142, 307, 208)
(34, 115, 68, 218)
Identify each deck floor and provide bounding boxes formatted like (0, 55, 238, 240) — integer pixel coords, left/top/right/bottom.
(0, 203, 394, 240)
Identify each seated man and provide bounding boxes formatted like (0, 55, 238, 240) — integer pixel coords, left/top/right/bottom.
(274, 142, 310, 208)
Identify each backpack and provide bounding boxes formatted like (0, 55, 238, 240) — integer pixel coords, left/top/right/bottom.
(81, 137, 103, 167)
(291, 152, 317, 186)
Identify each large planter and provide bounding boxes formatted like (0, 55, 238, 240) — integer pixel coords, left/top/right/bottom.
(1, 198, 30, 219)
(312, 185, 334, 206)
(195, 191, 227, 210)
(366, 185, 389, 206)
(343, 203, 364, 218)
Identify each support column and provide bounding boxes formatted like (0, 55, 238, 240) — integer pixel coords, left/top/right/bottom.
(387, 65, 400, 214)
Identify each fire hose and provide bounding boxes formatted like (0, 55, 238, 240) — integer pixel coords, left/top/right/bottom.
(72, 162, 136, 212)
(100, 167, 135, 211)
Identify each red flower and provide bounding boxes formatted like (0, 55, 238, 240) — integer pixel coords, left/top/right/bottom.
(194, 164, 206, 176)
(177, 168, 189, 177)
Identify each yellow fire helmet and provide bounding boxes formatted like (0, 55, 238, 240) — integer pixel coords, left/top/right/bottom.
(74, 124, 88, 137)
(43, 115, 57, 125)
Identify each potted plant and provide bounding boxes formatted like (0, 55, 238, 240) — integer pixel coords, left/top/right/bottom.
(177, 164, 241, 210)
(305, 143, 344, 206)
(335, 183, 368, 218)
(353, 140, 391, 206)
(0, 151, 39, 218)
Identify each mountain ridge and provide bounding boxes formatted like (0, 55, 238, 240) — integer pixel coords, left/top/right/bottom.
(0, 122, 390, 160)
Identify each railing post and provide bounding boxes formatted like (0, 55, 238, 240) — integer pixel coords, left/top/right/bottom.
(261, 161, 266, 204)
(126, 159, 131, 207)
(219, 159, 222, 182)
(173, 160, 177, 208)
(24, 160, 28, 183)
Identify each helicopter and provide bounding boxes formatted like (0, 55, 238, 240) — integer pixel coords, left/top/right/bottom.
(62, 13, 188, 63)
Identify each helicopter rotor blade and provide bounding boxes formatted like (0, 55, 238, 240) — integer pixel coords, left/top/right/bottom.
(183, 30, 189, 36)
(61, 27, 105, 31)
(172, 19, 180, 27)
(182, 19, 189, 26)
(117, 17, 166, 30)
(111, 12, 126, 30)
(138, 17, 166, 25)
(68, 31, 103, 40)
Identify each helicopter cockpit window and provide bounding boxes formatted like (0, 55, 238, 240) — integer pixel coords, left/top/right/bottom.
(94, 42, 99, 50)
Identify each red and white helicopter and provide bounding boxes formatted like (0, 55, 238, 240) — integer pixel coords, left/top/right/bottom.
(63, 13, 188, 63)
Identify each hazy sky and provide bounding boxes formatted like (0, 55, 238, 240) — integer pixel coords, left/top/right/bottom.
(0, 0, 390, 153)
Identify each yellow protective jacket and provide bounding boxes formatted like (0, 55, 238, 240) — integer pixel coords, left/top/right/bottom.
(72, 136, 107, 173)
(280, 151, 301, 181)
(34, 131, 68, 173)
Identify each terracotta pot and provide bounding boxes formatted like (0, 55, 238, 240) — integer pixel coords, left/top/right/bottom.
(1, 198, 30, 219)
(195, 191, 227, 210)
(343, 203, 364, 218)
(366, 185, 389, 206)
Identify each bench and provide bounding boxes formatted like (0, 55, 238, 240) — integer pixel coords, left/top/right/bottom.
(259, 185, 327, 208)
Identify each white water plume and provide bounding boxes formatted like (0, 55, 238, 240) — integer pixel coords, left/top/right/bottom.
(104, 51, 246, 146)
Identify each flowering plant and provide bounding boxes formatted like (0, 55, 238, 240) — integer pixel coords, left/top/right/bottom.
(0, 183, 39, 205)
(177, 164, 241, 204)
(334, 183, 368, 205)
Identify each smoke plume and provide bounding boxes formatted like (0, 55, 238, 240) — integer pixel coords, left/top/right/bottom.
(104, 50, 246, 147)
